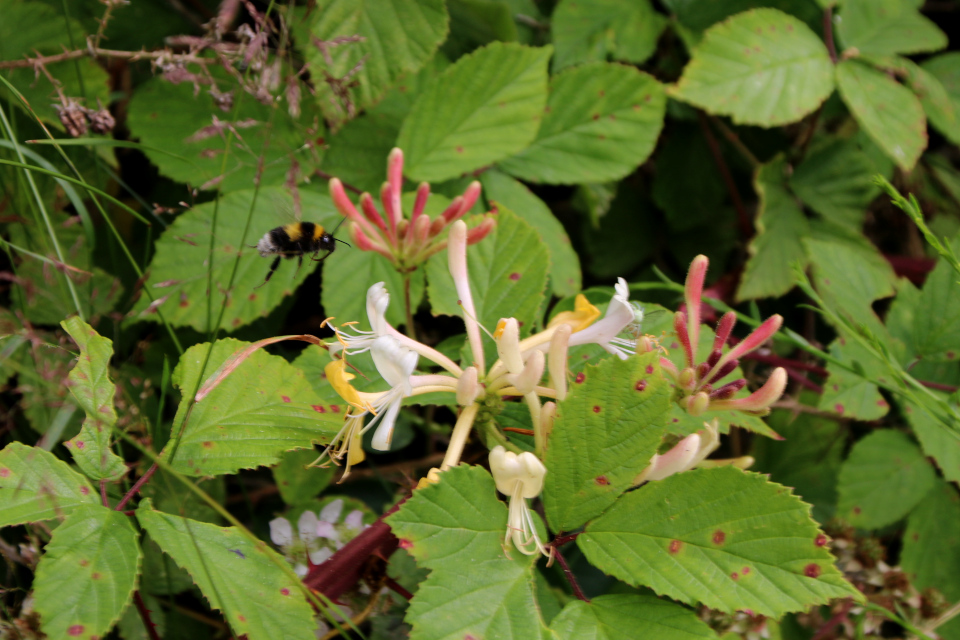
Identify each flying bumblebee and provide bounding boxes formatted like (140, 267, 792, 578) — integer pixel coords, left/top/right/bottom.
(253, 217, 348, 288)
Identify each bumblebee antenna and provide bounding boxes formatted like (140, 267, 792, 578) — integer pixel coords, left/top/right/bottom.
(329, 216, 347, 236)
(334, 238, 352, 248)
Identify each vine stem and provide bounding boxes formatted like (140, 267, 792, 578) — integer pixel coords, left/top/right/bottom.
(697, 111, 752, 238)
(0, 47, 215, 69)
(115, 462, 158, 511)
(132, 591, 162, 640)
(550, 545, 589, 603)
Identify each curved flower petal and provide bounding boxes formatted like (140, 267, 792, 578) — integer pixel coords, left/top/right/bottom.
(269, 517, 294, 547)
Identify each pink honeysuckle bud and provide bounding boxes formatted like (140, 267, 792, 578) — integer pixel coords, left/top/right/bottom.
(360, 192, 388, 234)
(660, 356, 678, 378)
(674, 311, 694, 368)
(706, 359, 739, 385)
(684, 255, 709, 360)
(707, 348, 723, 367)
(350, 224, 393, 259)
(636, 433, 701, 484)
(713, 312, 737, 351)
(709, 367, 787, 413)
(437, 195, 465, 227)
(380, 182, 399, 238)
(466, 218, 496, 244)
(387, 148, 404, 222)
(709, 378, 746, 400)
(708, 315, 783, 380)
(451, 181, 481, 223)
(406, 182, 431, 243)
(414, 213, 431, 245)
(330, 178, 362, 222)
(686, 391, 710, 416)
(679, 367, 697, 392)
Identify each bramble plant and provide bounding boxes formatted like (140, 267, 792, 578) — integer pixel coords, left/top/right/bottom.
(1, 1, 960, 640)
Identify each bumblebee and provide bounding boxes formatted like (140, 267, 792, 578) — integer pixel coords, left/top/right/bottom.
(254, 219, 347, 288)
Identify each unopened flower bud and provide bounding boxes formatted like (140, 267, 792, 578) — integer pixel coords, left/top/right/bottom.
(541, 401, 556, 443)
(710, 378, 746, 400)
(456, 366, 480, 406)
(507, 350, 544, 395)
(637, 433, 701, 484)
(548, 324, 571, 401)
(679, 367, 697, 392)
(56, 100, 87, 138)
(466, 218, 496, 244)
(686, 391, 710, 416)
(489, 446, 546, 498)
(495, 318, 523, 374)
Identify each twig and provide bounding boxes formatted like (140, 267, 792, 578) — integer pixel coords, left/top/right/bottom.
(0, 47, 215, 69)
(313, 169, 362, 195)
(784, 367, 824, 394)
(114, 462, 158, 510)
(823, 6, 838, 63)
(811, 599, 854, 640)
(708, 115, 760, 169)
(919, 380, 959, 393)
(551, 546, 590, 603)
(100, 479, 109, 507)
(742, 352, 828, 377)
(697, 111, 752, 238)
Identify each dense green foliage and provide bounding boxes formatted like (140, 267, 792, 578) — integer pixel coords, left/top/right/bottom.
(1, 0, 959, 639)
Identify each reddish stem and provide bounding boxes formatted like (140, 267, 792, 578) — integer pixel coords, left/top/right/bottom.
(784, 367, 824, 394)
(742, 353, 828, 377)
(133, 590, 162, 640)
(812, 599, 854, 640)
(100, 479, 109, 508)
(552, 547, 590, 603)
(115, 462, 159, 511)
(823, 6, 838, 63)
(697, 111, 752, 238)
(920, 380, 960, 392)
(383, 576, 414, 601)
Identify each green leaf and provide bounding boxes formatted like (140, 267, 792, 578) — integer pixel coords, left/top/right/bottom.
(426, 207, 549, 343)
(397, 42, 551, 181)
(132, 188, 339, 333)
(579, 467, 859, 617)
(34, 506, 141, 640)
(321, 244, 423, 332)
(141, 470, 226, 524)
(0, 442, 97, 526)
(752, 407, 846, 522)
(790, 137, 889, 230)
(301, 0, 448, 126)
(661, 0, 822, 33)
(551, 0, 667, 72)
(443, 0, 518, 59)
(836, 0, 946, 57)
(893, 57, 960, 147)
(273, 448, 336, 506)
(125, 75, 319, 192)
(498, 62, 666, 184)
(480, 170, 581, 296)
(903, 398, 960, 486)
(136, 499, 318, 640)
(652, 125, 726, 233)
(60, 318, 126, 481)
(836, 430, 937, 529)
(922, 52, 960, 139)
(162, 338, 341, 476)
(911, 246, 960, 362)
(670, 9, 834, 126)
(817, 338, 890, 421)
(0, 1, 110, 128)
(543, 352, 670, 532)
(549, 594, 717, 640)
(901, 480, 960, 612)
(835, 59, 926, 171)
(737, 157, 810, 301)
(386, 465, 546, 640)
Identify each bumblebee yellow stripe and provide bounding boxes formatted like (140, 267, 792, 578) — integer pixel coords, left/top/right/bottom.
(312, 224, 327, 240)
(283, 223, 303, 241)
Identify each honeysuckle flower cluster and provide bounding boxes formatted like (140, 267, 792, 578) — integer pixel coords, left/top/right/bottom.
(664, 254, 787, 418)
(328, 148, 496, 272)
(269, 499, 367, 577)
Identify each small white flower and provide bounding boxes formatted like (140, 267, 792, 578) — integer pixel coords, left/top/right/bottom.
(568, 277, 637, 359)
(269, 517, 293, 547)
(489, 446, 548, 556)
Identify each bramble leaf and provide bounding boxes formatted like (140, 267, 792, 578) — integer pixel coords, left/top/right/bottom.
(549, 594, 716, 640)
(61, 318, 126, 481)
(161, 338, 341, 476)
(836, 0, 946, 57)
(837, 430, 937, 529)
(670, 9, 834, 126)
(34, 506, 141, 640)
(132, 189, 339, 333)
(903, 398, 960, 486)
(738, 157, 810, 301)
(498, 62, 666, 184)
(386, 465, 546, 640)
(550, 0, 667, 71)
(836, 59, 926, 171)
(301, 0, 448, 126)
(398, 42, 551, 181)
(542, 352, 670, 532)
(137, 499, 317, 640)
(579, 467, 860, 617)
(0, 442, 97, 526)
(480, 170, 581, 296)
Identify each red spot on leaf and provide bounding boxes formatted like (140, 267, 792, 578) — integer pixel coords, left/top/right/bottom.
(0, 467, 9, 478)
(713, 530, 726, 545)
(399, 539, 413, 550)
(592, 113, 600, 120)
(509, 272, 520, 281)
(456, 146, 464, 154)
(249, 294, 257, 301)
(731, 572, 739, 580)
(75, 440, 85, 449)
(68, 626, 84, 636)
(238, 615, 246, 622)
(575, 373, 586, 384)
(877, 399, 888, 408)
(91, 572, 101, 579)
(635, 380, 647, 391)
(743, 567, 750, 575)
(331, 405, 341, 413)
(815, 534, 828, 547)
(202, 441, 214, 449)
(669, 539, 682, 554)
(598, 90, 605, 97)
(834, 403, 844, 415)
(595, 476, 610, 485)
(804, 563, 821, 578)
(80, 486, 90, 495)
(280, 588, 290, 596)
(282, 395, 291, 403)
(645, 365, 654, 374)
(608, 114, 616, 121)
(948, 351, 956, 360)
(80, 559, 89, 566)
(853, 506, 862, 515)
(592, 405, 601, 413)
(312, 405, 326, 413)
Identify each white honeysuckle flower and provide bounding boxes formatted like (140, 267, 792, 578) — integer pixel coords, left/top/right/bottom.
(328, 282, 392, 355)
(567, 277, 638, 359)
(495, 318, 524, 374)
(448, 220, 485, 374)
(371, 335, 418, 397)
(489, 445, 548, 556)
(269, 517, 294, 547)
(506, 349, 544, 396)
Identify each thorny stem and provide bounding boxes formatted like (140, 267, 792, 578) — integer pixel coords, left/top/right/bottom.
(132, 591, 162, 640)
(696, 111, 752, 238)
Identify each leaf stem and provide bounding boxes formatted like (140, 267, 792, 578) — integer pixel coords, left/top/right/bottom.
(132, 591, 162, 640)
(696, 111, 752, 238)
(823, 6, 838, 64)
(551, 546, 589, 603)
